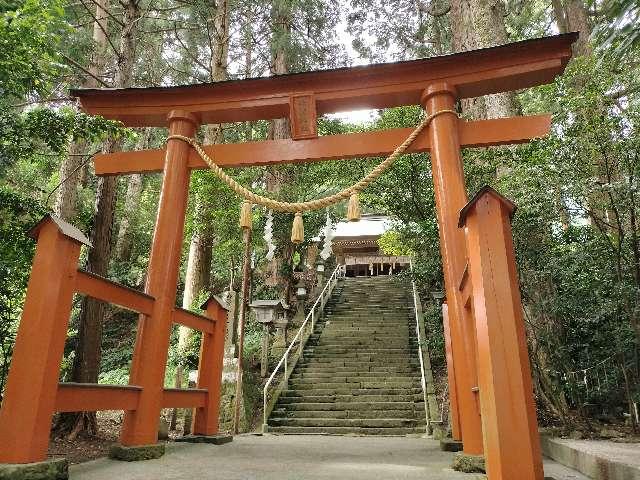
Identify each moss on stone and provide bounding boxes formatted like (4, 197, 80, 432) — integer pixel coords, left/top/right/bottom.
(451, 453, 486, 473)
(175, 434, 233, 445)
(109, 443, 165, 462)
(0, 458, 68, 480)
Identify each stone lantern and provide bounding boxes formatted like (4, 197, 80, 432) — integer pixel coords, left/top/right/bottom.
(314, 257, 326, 296)
(250, 299, 289, 377)
(294, 278, 308, 326)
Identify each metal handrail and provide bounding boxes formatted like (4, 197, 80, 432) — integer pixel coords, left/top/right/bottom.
(409, 259, 432, 433)
(263, 264, 346, 429)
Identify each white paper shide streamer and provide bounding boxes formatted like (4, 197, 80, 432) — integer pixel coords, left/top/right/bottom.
(320, 213, 334, 260)
(264, 210, 276, 261)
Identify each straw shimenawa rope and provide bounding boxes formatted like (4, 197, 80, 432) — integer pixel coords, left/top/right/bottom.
(168, 109, 458, 241)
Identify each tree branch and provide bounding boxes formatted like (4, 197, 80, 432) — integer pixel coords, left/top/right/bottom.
(60, 53, 112, 87)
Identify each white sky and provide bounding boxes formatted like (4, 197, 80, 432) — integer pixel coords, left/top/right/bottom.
(325, 2, 380, 126)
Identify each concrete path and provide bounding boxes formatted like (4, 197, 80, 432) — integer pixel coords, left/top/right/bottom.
(71, 434, 589, 480)
(542, 436, 640, 480)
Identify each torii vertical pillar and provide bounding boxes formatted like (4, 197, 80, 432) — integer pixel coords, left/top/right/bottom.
(422, 82, 484, 454)
(121, 110, 199, 446)
(459, 186, 543, 480)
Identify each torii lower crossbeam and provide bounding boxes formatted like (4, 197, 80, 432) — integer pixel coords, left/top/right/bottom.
(93, 115, 550, 175)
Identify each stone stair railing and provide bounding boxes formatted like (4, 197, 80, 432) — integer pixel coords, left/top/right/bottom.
(262, 264, 346, 431)
(409, 259, 443, 435)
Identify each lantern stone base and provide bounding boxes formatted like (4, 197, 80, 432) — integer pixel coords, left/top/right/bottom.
(0, 458, 68, 480)
(109, 443, 165, 462)
(451, 452, 485, 473)
(175, 434, 233, 445)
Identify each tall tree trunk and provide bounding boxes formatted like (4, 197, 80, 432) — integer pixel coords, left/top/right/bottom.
(115, 130, 150, 263)
(54, 142, 86, 220)
(565, 0, 592, 56)
(171, 0, 230, 431)
(552, 0, 569, 33)
(265, 0, 294, 288)
(552, 0, 591, 56)
(59, 0, 142, 439)
(448, 0, 517, 118)
(53, 0, 109, 220)
(114, 173, 143, 262)
(449, 0, 487, 118)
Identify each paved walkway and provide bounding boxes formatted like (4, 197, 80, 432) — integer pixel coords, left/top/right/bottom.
(71, 434, 589, 480)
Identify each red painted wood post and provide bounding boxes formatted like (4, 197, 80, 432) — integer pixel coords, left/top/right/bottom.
(442, 302, 462, 441)
(192, 297, 228, 435)
(0, 216, 90, 463)
(120, 110, 199, 446)
(423, 82, 484, 454)
(459, 187, 543, 480)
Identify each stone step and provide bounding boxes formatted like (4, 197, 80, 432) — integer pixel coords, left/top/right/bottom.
(298, 359, 419, 368)
(313, 336, 416, 341)
(266, 426, 425, 435)
(290, 371, 418, 379)
(277, 393, 423, 403)
(279, 388, 423, 397)
(289, 381, 420, 390)
(302, 351, 416, 358)
(297, 365, 418, 374)
(310, 344, 416, 351)
(268, 417, 424, 428)
(322, 321, 412, 327)
(324, 312, 411, 317)
(312, 330, 413, 336)
(266, 276, 424, 436)
(289, 374, 418, 383)
(270, 409, 424, 419)
(275, 401, 421, 411)
(314, 330, 413, 336)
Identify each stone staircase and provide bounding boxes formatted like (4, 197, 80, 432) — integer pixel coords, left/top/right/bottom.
(267, 275, 426, 435)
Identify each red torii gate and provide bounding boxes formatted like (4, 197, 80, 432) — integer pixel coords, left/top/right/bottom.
(0, 33, 576, 480)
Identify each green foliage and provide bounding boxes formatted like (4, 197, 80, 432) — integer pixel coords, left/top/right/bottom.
(0, 107, 125, 174)
(378, 230, 414, 256)
(0, 0, 66, 101)
(596, 0, 640, 62)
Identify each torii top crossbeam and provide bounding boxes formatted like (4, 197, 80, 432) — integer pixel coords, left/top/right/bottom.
(73, 33, 575, 128)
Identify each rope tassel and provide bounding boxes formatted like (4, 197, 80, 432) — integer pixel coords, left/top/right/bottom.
(239, 201, 252, 230)
(347, 192, 361, 222)
(291, 212, 304, 244)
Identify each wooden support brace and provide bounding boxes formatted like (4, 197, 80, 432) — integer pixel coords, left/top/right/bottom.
(75, 270, 154, 315)
(55, 383, 142, 412)
(173, 307, 215, 334)
(162, 389, 207, 408)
